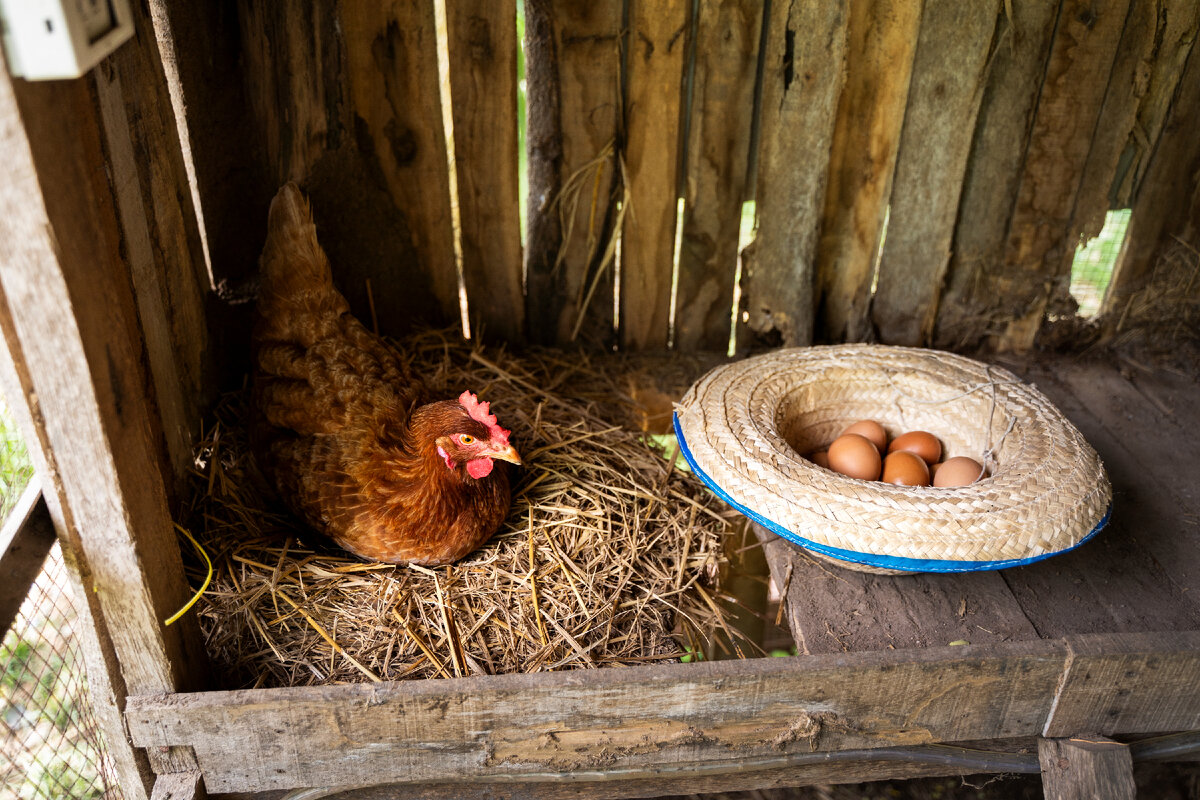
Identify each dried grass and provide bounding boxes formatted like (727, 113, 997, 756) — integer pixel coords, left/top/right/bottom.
(177, 329, 742, 688)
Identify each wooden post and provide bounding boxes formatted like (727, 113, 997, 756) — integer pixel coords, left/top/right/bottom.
(1038, 737, 1136, 800)
(0, 481, 55, 636)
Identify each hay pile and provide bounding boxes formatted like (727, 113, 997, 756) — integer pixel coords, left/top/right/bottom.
(178, 330, 743, 688)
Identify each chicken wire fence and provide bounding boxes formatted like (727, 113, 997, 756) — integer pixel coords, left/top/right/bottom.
(1070, 208, 1132, 318)
(2, 542, 123, 800)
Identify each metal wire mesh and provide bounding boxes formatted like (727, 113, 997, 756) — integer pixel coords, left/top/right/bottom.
(2, 543, 123, 800)
(1070, 208, 1131, 318)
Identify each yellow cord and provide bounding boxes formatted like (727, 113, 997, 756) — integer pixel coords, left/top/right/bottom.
(164, 523, 213, 626)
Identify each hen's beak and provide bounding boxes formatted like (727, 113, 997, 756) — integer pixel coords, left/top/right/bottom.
(490, 443, 523, 466)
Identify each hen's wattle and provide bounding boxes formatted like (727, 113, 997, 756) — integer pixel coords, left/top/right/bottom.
(250, 183, 521, 565)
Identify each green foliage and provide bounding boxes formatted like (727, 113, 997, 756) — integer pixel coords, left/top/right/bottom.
(0, 395, 34, 520)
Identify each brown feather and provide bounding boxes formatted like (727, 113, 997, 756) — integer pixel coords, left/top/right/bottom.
(250, 183, 515, 566)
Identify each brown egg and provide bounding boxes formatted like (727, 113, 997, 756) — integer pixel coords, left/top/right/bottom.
(827, 434, 882, 480)
(841, 420, 887, 452)
(932, 456, 985, 488)
(888, 430, 941, 465)
(809, 450, 830, 469)
(882, 451, 931, 486)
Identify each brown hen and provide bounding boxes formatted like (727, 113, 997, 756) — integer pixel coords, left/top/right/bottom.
(250, 183, 521, 566)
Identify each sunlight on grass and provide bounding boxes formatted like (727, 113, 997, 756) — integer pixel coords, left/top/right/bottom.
(1070, 209, 1131, 318)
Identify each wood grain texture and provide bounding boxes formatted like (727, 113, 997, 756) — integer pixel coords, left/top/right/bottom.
(993, 0, 1131, 352)
(128, 640, 1068, 793)
(446, 0, 525, 343)
(524, 0, 623, 347)
(621, 1, 689, 351)
(1103, 33, 1200, 328)
(816, 0, 922, 344)
(871, 0, 1000, 347)
(2, 68, 208, 697)
(1109, 0, 1200, 208)
(674, 0, 763, 352)
(0, 481, 55, 637)
(1038, 737, 1136, 799)
(92, 0, 212, 482)
(151, 771, 204, 800)
(757, 527, 1038, 657)
(1045, 633, 1200, 738)
(741, 0, 848, 349)
(933, 0, 1062, 350)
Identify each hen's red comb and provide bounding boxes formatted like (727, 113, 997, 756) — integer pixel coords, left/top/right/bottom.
(459, 391, 511, 444)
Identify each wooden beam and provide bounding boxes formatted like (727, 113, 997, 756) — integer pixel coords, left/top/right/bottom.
(446, 0, 525, 344)
(1038, 736, 1136, 800)
(871, 0, 1000, 346)
(620, 0, 690, 351)
(815, 0, 922, 343)
(742, 0, 848, 348)
(127, 639, 1075, 793)
(674, 0, 763, 352)
(0, 480, 55, 636)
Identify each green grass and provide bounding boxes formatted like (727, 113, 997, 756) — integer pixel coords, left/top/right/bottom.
(0, 396, 34, 519)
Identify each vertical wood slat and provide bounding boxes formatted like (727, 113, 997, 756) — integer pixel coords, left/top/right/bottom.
(524, 0, 623, 346)
(933, 0, 1062, 350)
(620, 1, 690, 351)
(1038, 738, 1136, 800)
(992, 0, 1132, 352)
(1110, 0, 1200, 208)
(0, 57, 210, 797)
(870, 0, 1000, 347)
(742, 0, 849, 349)
(93, 0, 213, 480)
(815, 0, 923, 343)
(674, 0, 764, 353)
(445, 0, 525, 343)
(1103, 38, 1200, 329)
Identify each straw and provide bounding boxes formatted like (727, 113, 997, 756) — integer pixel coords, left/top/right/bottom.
(177, 329, 740, 687)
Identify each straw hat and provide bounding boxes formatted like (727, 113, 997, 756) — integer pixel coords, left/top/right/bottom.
(673, 345, 1112, 573)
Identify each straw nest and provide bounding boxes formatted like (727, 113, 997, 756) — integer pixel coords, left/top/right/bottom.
(177, 330, 742, 688)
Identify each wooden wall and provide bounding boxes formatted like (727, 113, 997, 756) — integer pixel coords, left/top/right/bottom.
(41, 0, 1200, 370)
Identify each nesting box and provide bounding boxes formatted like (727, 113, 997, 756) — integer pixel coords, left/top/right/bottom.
(1, 1, 1199, 798)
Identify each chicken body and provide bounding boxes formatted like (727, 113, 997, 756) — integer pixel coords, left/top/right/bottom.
(251, 183, 520, 566)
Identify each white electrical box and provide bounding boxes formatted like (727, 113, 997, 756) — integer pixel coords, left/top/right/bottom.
(1, 0, 134, 80)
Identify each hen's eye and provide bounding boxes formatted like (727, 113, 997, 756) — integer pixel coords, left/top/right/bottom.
(459, 434, 476, 445)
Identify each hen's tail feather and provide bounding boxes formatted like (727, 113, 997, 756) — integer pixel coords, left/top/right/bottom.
(257, 182, 350, 346)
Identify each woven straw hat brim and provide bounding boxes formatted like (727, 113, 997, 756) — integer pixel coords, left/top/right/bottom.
(674, 345, 1112, 573)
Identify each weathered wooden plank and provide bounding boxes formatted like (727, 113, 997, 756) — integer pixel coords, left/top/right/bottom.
(1067, 1, 1157, 249)
(620, 1, 689, 351)
(524, 0, 623, 346)
(93, 0, 212, 481)
(1038, 737, 1136, 800)
(151, 771, 204, 800)
(757, 526, 1038, 657)
(1110, 0, 1200, 209)
(1045, 633, 1200, 737)
(871, 0, 1000, 347)
(1103, 33, 1200, 328)
(2, 59, 206, 697)
(0, 481, 55, 637)
(1027, 359, 1200, 601)
(993, 0, 1132, 352)
(934, 0, 1062, 350)
(446, 0, 525, 343)
(815, 0, 922, 343)
(741, 0, 848, 349)
(674, 0, 763, 352)
(128, 641, 1070, 793)
(219, 744, 1040, 800)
